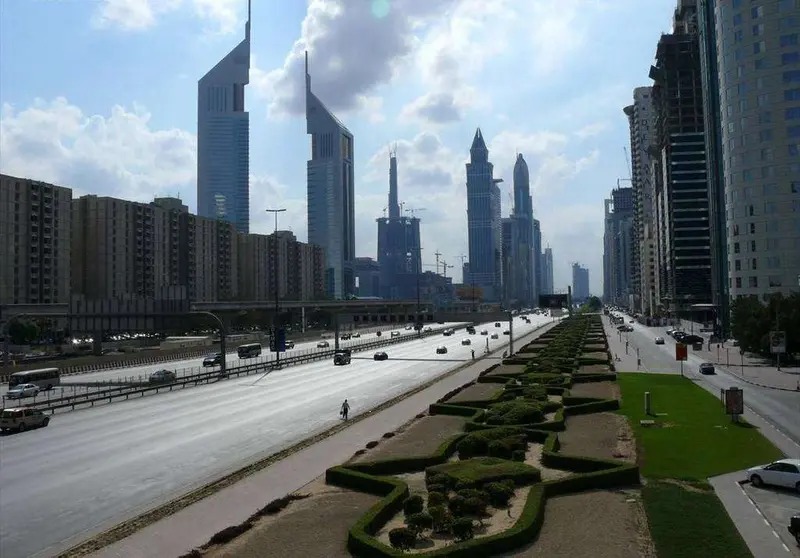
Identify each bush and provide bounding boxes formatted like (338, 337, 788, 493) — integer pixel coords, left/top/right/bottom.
(451, 517, 475, 542)
(403, 494, 424, 516)
(457, 427, 525, 459)
(406, 511, 433, 537)
(485, 481, 515, 507)
(427, 473, 453, 489)
(511, 449, 526, 462)
(428, 505, 453, 533)
(427, 483, 448, 496)
(365, 440, 379, 449)
(427, 491, 446, 508)
(462, 496, 488, 520)
(523, 385, 548, 401)
(485, 400, 544, 425)
(388, 527, 417, 550)
(488, 439, 513, 459)
(449, 494, 467, 516)
(456, 488, 489, 504)
(382, 432, 395, 439)
(207, 522, 252, 545)
(429, 457, 541, 488)
(521, 372, 565, 385)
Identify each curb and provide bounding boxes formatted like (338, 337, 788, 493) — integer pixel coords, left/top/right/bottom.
(56, 320, 556, 558)
(719, 367, 800, 393)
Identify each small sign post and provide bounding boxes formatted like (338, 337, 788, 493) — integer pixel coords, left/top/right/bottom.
(769, 331, 786, 371)
(724, 387, 744, 422)
(675, 343, 688, 377)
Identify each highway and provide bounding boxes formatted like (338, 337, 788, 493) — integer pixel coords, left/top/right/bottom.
(615, 316, 800, 448)
(0, 315, 550, 558)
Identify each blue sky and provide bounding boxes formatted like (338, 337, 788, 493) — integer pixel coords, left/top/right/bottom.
(0, 0, 676, 293)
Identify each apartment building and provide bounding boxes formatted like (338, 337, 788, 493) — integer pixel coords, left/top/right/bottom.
(0, 174, 72, 305)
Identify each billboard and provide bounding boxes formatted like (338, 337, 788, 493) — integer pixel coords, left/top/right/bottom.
(769, 331, 786, 354)
(456, 285, 483, 301)
(725, 387, 744, 416)
(538, 294, 569, 309)
(675, 343, 688, 361)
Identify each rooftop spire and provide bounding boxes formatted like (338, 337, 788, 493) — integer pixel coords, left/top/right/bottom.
(471, 127, 486, 151)
(245, 0, 251, 40)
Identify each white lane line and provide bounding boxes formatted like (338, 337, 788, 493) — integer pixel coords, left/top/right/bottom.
(736, 482, 792, 554)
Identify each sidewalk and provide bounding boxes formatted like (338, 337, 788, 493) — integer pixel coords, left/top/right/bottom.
(86, 323, 557, 558)
(602, 316, 644, 372)
(692, 344, 800, 391)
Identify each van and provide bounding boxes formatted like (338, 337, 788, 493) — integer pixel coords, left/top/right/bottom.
(0, 408, 50, 433)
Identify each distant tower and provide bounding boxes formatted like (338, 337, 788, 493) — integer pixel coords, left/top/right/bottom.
(388, 147, 400, 219)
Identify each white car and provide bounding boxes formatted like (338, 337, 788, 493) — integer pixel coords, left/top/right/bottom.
(6, 383, 40, 399)
(747, 459, 800, 493)
(480, 330, 488, 336)
(391, 331, 400, 337)
(317, 341, 330, 348)
(654, 336, 665, 345)
(461, 338, 471, 346)
(353, 332, 361, 338)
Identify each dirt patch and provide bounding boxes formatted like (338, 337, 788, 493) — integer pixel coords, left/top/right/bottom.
(576, 364, 611, 374)
(204, 478, 379, 558)
(487, 364, 526, 376)
(568, 381, 620, 401)
(376, 485, 533, 553)
(558, 413, 636, 463)
(448, 383, 503, 402)
(505, 489, 656, 557)
(580, 352, 609, 361)
(352, 415, 467, 462)
(524, 444, 570, 481)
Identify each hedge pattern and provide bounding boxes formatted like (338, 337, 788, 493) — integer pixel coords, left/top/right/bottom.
(324, 314, 639, 557)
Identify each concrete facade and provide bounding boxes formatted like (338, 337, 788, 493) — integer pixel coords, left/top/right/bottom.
(572, 262, 590, 302)
(0, 174, 72, 305)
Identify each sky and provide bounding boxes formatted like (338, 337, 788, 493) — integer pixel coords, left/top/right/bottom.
(0, 0, 677, 295)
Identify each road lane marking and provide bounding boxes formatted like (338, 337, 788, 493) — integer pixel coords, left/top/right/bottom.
(737, 482, 792, 554)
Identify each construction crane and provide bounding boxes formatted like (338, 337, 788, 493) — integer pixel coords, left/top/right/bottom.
(434, 250, 442, 275)
(441, 260, 454, 279)
(405, 207, 426, 218)
(382, 207, 387, 218)
(456, 254, 467, 269)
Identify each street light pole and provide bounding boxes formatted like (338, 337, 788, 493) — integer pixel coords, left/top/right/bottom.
(266, 208, 287, 369)
(190, 311, 227, 376)
(415, 247, 422, 338)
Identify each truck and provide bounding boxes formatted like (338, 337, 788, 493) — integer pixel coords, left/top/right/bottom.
(333, 349, 352, 366)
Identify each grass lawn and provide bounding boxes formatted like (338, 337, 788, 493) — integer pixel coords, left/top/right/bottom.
(616, 373, 783, 480)
(642, 481, 752, 558)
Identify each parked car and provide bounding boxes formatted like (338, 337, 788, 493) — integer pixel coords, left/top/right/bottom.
(423, 326, 433, 333)
(333, 349, 351, 366)
(373, 351, 389, 361)
(317, 340, 330, 348)
(681, 334, 703, 345)
(699, 362, 715, 375)
(654, 337, 665, 345)
(461, 338, 471, 346)
(5, 383, 40, 399)
(0, 407, 49, 433)
(436, 346, 448, 354)
(466, 325, 476, 334)
(391, 331, 400, 337)
(747, 458, 800, 493)
(203, 353, 223, 367)
(149, 369, 177, 384)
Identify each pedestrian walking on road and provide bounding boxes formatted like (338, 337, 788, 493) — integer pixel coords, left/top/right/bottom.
(340, 399, 350, 421)
(471, 349, 475, 360)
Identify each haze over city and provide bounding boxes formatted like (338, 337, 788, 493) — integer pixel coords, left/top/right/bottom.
(0, 0, 679, 294)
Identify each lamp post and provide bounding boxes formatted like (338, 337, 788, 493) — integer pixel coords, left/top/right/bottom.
(266, 208, 287, 369)
(190, 311, 227, 376)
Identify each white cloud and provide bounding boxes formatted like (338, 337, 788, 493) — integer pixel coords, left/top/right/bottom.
(92, 0, 242, 34)
(574, 122, 611, 139)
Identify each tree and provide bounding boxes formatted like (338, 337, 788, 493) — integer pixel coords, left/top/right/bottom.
(581, 296, 602, 313)
(731, 293, 800, 358)
(8, 320, 40, 345)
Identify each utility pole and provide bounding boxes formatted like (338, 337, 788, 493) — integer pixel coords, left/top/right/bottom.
(434, 251, 442, 276)
(266, 208, 287, 369)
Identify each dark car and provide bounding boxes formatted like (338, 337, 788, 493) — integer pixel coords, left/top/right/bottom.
(373, 351, 389, 361)
(789, 514, 800, 545)
(681, 334, 704, 345)
(149, 369, 177, 384)
(333, 349, 352, 366)
(699, 362, 715, 375)
(495, 322, 501, 328)
(203, 353, 224, 367)
(340, 333, 352, 341)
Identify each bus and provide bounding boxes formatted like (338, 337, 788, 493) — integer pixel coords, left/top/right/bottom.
(9, 368, 61, 390)
(237, 343, 262, 359)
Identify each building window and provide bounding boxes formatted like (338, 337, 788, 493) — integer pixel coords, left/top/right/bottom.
(794, 199, 800, 211)
(733, 224, 740, 236)
(764, 183, 778, 195)
(784, 70, 800, 82)
(749, 276, 758, 288)
(767, 256, 781, 268)
(780, 0, 798, 12)
(780, 16, 800, 31)
(765, 201, 777, 214)
(753, 40, 766, 54)
(766, 238, 780, 250)
(792, 181, 800, 193)
(761, 148, 774, 161)
(758, 93, 770, 106)
(733, 13, 743, 26)
(734, 242, 741, 254)
(789, 126, 800, 138)
(752, 6, 764, 18)
(759, 111, 772, 123)
(751, 258, 758, 270)
(781, 33, 799, 46)
(753, 23, 765, 36)
(766, 220, 779, 233)
(769, 276, 783, 287)
(760, 129, 773, 141)
(751, 222, 757, 234)
(735, 259, 742, 271)
(783, 52, 800, 65)
(751, 239, 757, 251)
(736, 276, 743, 288)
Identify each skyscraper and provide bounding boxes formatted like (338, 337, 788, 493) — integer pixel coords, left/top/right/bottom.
(376, 150, 421, 299)
(504, 154, 535, 306)
(306, 52, 356, 299)
(542, 247, 554, 295)
(603, 187, 635, 307)
(533, 218, 542, 300)
(466, 128, 502, 302)
(572, 262, 590, 302)
(197, 0, 251, 233)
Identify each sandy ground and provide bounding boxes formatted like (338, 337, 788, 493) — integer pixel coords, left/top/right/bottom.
(502, 489, 656, 558)
(580, 351, 609, 361)
(558, 413, 636, 463)
(447, 383, 503, 402)
(525, 444, 570, 482)
(203, 477, 379, 558)
(576, 364, 612, 374)
(352, 415, 467, 463)
(567, 381, 620, 401)
(486, 364, 527, 376)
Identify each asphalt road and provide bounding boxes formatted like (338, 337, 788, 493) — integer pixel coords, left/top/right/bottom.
(618, 318, 800, 448)
(743, 484, 800, 555)
(0, 315, 549, 558)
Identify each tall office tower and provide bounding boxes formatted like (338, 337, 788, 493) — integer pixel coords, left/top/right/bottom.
(649, 0, 713, 315)
(306, 52, 356, 299)
(466, 128, 503, 302)
(704, 0, 800, 301)
(0, 174, 72, 305)
(624, 86, 657, 315)
(504, 153, 535, 307)
(542, 247, 554, 295)
(603, 187, 635, 307)
(197, 0, 251, 233)
(376, 150, 421, 299)
(571, 262, 590, 302)
(532, 218, 542, 300)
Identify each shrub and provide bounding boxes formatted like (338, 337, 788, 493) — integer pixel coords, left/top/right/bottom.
(451, 517, 475, 542)
(406, 511, 433, 537)
(484, 481, 515, 507)
(523, 385, 548, 401)
(521, 372, 564, 385)
(382, 432, 395, 439)
(427, 473, 452, 489)
(429, 457, 540, 488)
(462, 497, 488, 522)
(485, 400, 544, 425)
(352, 449, 366, 457)
(457, 428, 527, 459)
(427, 483, 448, 496)
(428, 505, 453, 534)
(388, 527, 417, 550)
(403, 494, 424, 516)
(456, 488, 489, 504)
(488, 439, 513, 459)
(365, 440, 379, 449)
(427, 491, 446, 508)
(448, 494, 467, 516)
(207, 522, 252, 545)
(511, 449, 526, 462)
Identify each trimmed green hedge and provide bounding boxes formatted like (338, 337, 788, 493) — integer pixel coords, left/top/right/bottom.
(571, 372, 617, 383)
(347, 434, 467, 476)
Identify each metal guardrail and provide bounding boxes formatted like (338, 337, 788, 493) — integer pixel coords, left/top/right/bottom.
(2, 324, 468, 415)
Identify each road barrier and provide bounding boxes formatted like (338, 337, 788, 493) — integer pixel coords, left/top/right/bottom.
(1, 324, 472, 414)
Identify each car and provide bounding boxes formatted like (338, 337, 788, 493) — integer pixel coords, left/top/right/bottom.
(491, 333, 499, 339)
(317, 340, 330, 348)
(391, 331, 401, 337)
(495, 322, 501, 327)
(503, 330, 510, 336)
(340, 333, 352, 341)
(461, 338, 471, 346)
(423, 326, 433, 333)
(789, 515, 800, 545)
(443, 329, 454, 336)
(405, 325, 413, 331)
(202, 353, 224, 367)
(466, 326, 476, 334)
(352, 332, 361, 338)
(681, 334, 703, 345)
(747, 458, 800, 493)
(436, 346, 448, 354)
(285, 340, 296, 349)
(654, 337, 665, 345)
(149, 369, 177, 384)
(665, 328, 675, 336)
(480, 330, 488, 336)
(699, 362, 715, 375)
(333, 349, 351, 365)
(373, 351, 389, 361)
(623, 325, 634, 332)
(0, 407, 50, 433)
(5, 383, 40, 399)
